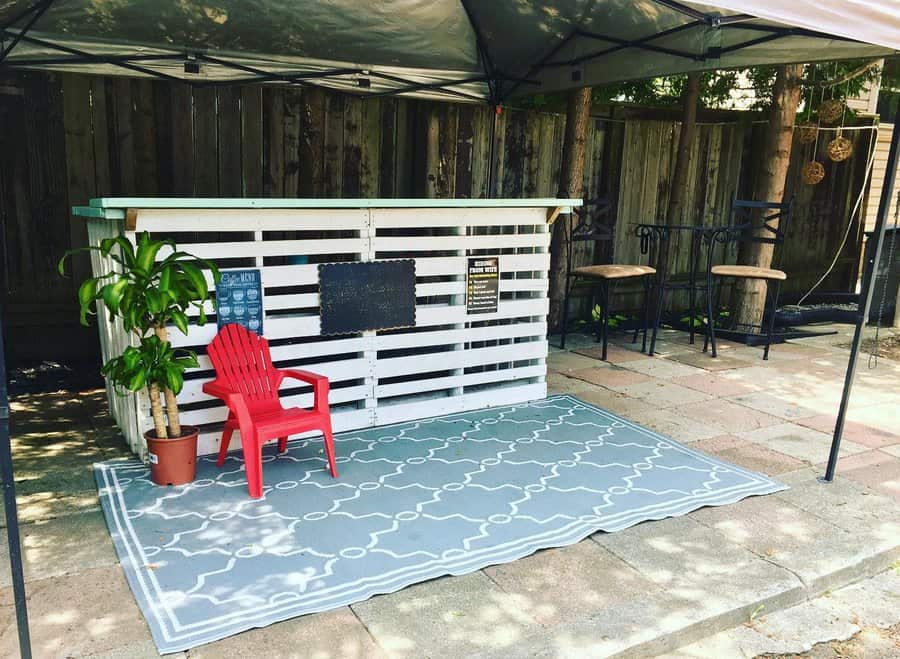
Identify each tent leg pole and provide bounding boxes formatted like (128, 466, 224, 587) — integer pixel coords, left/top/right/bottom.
(487, 106, 499, 198)
(0, 307, 31, 658)
(822, 118, 900, 483)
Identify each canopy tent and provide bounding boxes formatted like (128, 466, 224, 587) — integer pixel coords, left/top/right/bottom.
(0, 1, 897, 104)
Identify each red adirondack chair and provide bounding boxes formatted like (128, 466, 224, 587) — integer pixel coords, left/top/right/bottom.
(203, 323, 338, 498)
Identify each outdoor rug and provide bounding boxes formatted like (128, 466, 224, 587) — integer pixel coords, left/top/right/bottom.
(95, 394, 787, 653)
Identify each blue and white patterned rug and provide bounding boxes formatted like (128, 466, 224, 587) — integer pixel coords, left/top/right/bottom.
(95, 394, 786, 653)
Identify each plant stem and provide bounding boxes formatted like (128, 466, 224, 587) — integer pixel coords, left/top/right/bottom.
(148, 383, 168, 439)
(154, 325, 182, 437)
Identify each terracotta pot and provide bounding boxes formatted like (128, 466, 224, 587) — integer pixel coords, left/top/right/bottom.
(144, 426, 199, 486)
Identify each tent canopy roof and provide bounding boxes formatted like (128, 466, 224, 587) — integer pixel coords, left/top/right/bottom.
(1, 1, 897, 103)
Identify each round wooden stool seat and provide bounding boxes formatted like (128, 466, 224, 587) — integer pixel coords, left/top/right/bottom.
(710, 265, 786, 280)
(573, 264, 656, 279)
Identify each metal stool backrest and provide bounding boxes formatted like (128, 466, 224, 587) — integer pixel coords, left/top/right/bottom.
(706, 195, 794, 273)
(565, 197, 616, 275)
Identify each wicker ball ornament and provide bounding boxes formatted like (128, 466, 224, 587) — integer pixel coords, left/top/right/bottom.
(802, 160, 826, 185)
(798, 123, 818, 144)
(818, 99, 844, 124)
(827, 135, 853, 162)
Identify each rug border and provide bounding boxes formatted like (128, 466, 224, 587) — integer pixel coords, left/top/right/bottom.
(95, 394, 788, 653)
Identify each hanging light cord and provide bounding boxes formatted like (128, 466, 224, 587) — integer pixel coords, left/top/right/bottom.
(796, 124, 879, 305)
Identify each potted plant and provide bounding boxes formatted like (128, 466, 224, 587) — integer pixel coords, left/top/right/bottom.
(60, 232, 220, 486)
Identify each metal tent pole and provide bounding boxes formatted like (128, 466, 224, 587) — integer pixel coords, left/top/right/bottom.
(822, 120, 900, 483)
(0, 305, 31, 657)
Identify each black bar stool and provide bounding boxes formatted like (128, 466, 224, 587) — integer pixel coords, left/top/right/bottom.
(560, 198, 658, 360)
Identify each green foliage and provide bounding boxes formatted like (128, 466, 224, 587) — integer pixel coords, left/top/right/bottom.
(60, 232, 220, 434)
(516, 59, 884, 117)
(60, 232, 220, 334)
(101, 335, 198, 396)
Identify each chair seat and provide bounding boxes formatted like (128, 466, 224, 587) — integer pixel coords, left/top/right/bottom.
(224, 407, 321, 438)
(711, 265, 787, 280)
(573, 264, 656, 279)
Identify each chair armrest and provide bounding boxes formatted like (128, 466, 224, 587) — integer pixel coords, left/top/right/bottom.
(280, 369, 330, 414)
(202, 381, 254, 431)
(202, 381, 233, 399)
(280, 369, 328, 385)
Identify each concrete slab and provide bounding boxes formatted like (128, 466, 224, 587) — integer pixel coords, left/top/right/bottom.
(567, 367, 651, 390)
(727, 391, 821, 421)
(669, 372, 760, 397)
(351, 571, 539, 659)
(7, 490, 100, 528)
(483, 539, 662, 627)
(690, 493, 880, 592)
(670, 569, 900, 659)
(775, 478, 900, 569)
(847, 403, 900, 436)
(796, 414, 899, 450)
(616, 380, 713, 407)
(737, 422, 868, 464)
(545, 371, 594, 396)
(882, 444, 900, 458)
(624, 407, 725, 444)
(833, 449, 900, 500)
(592, 516, 804, 625)
(0, 511, 117, 588)
(616, 357, 705, 380)
(545, 351, 603, 373)
(667, 350, 755, 372)
(569, 386, 654, 417)
(574, 345, 651, 364)
(0, 565, 152, 658)
(190, 606, 385, 659)
(688, 434, 805, 475)
(675, 399, 783, 434)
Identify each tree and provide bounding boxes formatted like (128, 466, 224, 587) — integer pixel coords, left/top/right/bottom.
(548, 87, 592, 331)
(731, 64, 804, 330)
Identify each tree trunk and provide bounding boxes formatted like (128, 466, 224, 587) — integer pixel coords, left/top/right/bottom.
(155, 325, 182, 437)
(148, 383, 168, 439)
(659, 73, 701, 280)
(666, 73, 701, 226)
(731, 64, 804, 329)
(549, 87, 592, 332)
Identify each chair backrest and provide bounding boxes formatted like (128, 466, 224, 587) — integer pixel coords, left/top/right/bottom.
(729, 195, 794, 268)
(706, 195, 794, 272)
(207, 323, 282, 405)
(566, 196, 617, 271)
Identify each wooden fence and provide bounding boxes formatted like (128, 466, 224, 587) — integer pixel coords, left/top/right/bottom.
(0, 70, 875, 363)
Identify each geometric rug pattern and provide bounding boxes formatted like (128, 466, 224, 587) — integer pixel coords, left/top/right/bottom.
(95, 394, 787, 653)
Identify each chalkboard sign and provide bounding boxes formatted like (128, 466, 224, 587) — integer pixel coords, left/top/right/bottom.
(216, 269, 264, 335)
(319, 260, 416, 335)
(466, 256, 499, 314)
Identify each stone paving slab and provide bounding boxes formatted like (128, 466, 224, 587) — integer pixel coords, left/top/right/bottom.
(737, 422, 868, 464)
(674, 398, 783, 434)
(666, 350, 755, 372)
(833, 449, 900, 500)
(690, 493, 874, 592)
(669, 568, 900, 658)
(796, 414, 899, 449)
(669, 372, 759, 397)
(687, 434, 806, 475)
(0, 511, 117, 588)
(189, 606, 384, 659)
(615, 380, 713, 407)
(0, 565, 152, 658)
(567, 367, 651, 390)
(483, 539, 662, 627)
(574, 345, 651, 364)
(727, 390, 822, 421)
(591, 517, 805, 613)
(351, 572, 538, 659)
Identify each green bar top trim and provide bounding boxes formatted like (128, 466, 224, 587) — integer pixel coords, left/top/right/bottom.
(81, 197, 582, 211)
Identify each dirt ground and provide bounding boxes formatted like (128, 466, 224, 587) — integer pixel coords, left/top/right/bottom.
(840, 333, 900, 361)
(762, 623, 900, 659)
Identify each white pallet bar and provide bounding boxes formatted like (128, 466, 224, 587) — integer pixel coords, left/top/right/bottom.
(73, 198, 580, 458)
